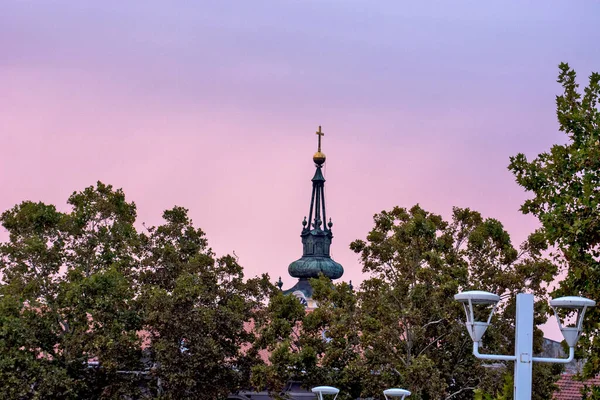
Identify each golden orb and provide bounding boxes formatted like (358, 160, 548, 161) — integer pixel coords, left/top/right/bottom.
(313, 151, 326, 165)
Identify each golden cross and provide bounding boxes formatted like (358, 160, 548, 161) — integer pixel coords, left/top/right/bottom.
(316, 126, 324, 152)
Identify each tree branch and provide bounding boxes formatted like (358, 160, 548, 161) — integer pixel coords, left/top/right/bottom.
(445, 386, 476, 400)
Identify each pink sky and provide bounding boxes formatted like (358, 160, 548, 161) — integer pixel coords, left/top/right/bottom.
(2, 1, 600, 340)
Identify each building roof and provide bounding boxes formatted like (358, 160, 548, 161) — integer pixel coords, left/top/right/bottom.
(554, 374, 600, 400)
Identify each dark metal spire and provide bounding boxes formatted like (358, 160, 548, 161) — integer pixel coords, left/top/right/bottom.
(287, 126, 343, 282)
(307, 166, 327, 233)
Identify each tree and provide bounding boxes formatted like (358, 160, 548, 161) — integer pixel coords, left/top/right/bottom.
(349, 205, 559, 400)
(509, 63, 600, 377)
(0, 182, 144, 399)
(251, 276, 360, 399)
(138, 206, 273, 399)
(254, 205, 560, 399)
(0, 183, 273, 399)
(583, 383, 600, 399)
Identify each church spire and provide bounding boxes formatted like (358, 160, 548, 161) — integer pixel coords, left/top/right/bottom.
(286, 126, 343, 288)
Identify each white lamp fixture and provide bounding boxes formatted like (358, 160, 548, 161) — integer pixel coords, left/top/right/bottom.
(454, 291, 500, 343)
(455, 290, 595, 400)
(311, 386, 340, 400)
(549, 296, 596, 347)
(383, 388, 411, 399)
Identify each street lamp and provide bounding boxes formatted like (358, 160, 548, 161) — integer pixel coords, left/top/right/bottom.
(549, 296, 595, 347)
(455, 291, 500, 344)
(455, 291, 595, 400)
(311, 386, 339, 400)
(383, 388, 411, 399)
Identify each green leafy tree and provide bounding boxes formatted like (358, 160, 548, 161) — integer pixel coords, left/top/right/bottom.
(0, 182, 144, 399)
(0, 183, 272, 399)
(509, 63, 600, 378)
(255, 205, 560, 399)
(583, 384, 600, 399)
(251, 276, 359, 399)
(139, 206, 273, 399)
(348, 205, 559, 400)
(250, 288, 307, 396)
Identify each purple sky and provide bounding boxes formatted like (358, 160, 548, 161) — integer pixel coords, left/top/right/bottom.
(2, 1, 600, 339)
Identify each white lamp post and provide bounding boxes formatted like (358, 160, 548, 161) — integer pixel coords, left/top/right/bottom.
(383, 388, 411, 399)
(311, 386, 340, 400)
(455, 291, 595, 400)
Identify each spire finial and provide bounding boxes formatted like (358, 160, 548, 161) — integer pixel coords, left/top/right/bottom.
(277, 276, 283, 290)
(316, 126, 324, 152)
(313, 125, 326, 165)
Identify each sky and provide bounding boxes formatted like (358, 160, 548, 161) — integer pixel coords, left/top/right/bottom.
(1, 1, 600, 340)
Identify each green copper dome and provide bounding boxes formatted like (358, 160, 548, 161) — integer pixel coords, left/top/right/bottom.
(288, 255, 343, 280)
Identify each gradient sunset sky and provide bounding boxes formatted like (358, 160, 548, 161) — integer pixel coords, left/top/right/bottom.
(2, 1, 600, 338)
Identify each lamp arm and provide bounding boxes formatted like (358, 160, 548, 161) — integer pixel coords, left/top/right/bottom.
(473, 342, 516, 361)
(532, 347, 575, 364)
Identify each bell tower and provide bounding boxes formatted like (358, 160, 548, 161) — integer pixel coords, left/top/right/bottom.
(282, 126, 343, 307)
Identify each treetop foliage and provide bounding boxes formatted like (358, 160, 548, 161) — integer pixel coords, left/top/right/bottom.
(254, 205, 560, 400)
(0, 182, 272, 399)
(509, 63, 600, 379)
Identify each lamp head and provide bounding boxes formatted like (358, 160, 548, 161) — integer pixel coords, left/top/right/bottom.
(549, 296, 595, 347)
(454, 291, 500, 343)
(311, 386, 340, 400)
(384, 388, 411, 399)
